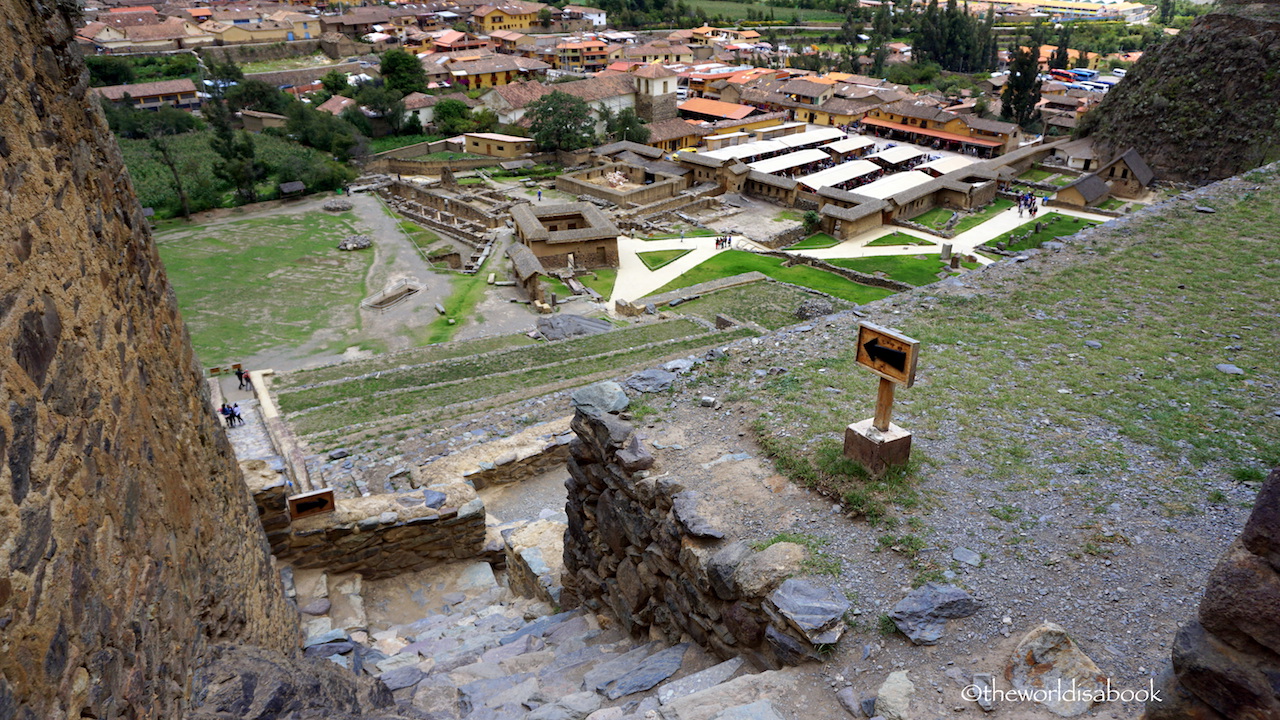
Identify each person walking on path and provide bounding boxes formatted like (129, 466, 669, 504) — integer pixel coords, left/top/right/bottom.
(220, 403, 234, 428)
(232, 403, 245, 427)
(537, 189, 542, 202)
(234, 367, 245, 390)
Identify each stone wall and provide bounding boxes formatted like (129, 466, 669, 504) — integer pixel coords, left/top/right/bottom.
(562, 410, 850, 669)
(246, 467, 487, 580)
(199, 39, 323, 64)
(0, 1, 299, 716)
(1144, 468, 1280, 719)
(555, 163, 684, 207)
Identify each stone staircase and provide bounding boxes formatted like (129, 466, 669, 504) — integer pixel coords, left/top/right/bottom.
(287, 563, 789, 720)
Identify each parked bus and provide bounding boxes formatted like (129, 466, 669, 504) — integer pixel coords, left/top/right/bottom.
(1068, 68, 1098, 81)
(1049, 69, 1076, 82)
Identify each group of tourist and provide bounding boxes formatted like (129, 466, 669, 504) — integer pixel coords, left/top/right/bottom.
(715, 234, 733, 249)
(1017, 192, 1043, 218)
(219, 403, 245, 428)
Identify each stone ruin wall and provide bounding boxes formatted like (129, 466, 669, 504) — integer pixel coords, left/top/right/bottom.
(1145, 469, 1280, 719)
(0, 0, 299, 716)
(246, 461, 490, 580)
(562, 410, 851, 670)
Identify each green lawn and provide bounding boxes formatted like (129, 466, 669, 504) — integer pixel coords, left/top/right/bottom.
(686, 0, 843, 21)
(827, 255, 950, 286)
(155, 211, 372, 366)
(638, 248, 693, 271)
(396, 219, 442, 260)
(580, 268, 617, 298)
(772, 210, 805, 222)
(1018, 167, 1054, 182)
(641, 228, 717, 241)
(651, 250, 895, 304)
(418, 255, 496, 344)
(789, 233, 841, 250)
(913, 198, 1015, 233)
(954, 198, 1015, 233)
(673, 282, 854, 330)
(865, 232, 935, 247)
(986, 213, 1097, 252)
(1097, 197, 1127, 211)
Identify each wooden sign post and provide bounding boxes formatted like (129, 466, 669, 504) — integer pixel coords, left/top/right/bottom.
(844, 322, 920, 475)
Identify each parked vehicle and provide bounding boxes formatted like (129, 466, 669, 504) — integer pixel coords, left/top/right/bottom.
(1068, 68, 1099, 81)
(1112, 68, 1127, 77)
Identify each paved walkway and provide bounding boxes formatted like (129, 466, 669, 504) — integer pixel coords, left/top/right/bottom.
(609, 205, 1114, 306)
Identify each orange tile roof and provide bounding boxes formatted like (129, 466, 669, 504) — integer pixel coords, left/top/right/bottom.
(678, 97, 755, 120)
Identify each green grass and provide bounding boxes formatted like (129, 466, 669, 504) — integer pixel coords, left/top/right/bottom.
(287, 325, 759, 436)
(914, 198, 1016, 233)
(789, 233, 840, 249)
(772, 210, 805, 222)
(1018, 167, 1054, 182)
(686, 0, 843, 21)
(418, 255, 497, 345)
(278, 319, 710, 411)
(985, 213, 1097, 252)
(370, 133, 446, 154)
(651, 250, 895, 304)
(747, 177, 1280, 524)
(396, 220, 442, 260)
(1097, 197, 1127, 211)
(154, 211, 372, 366)
(673, 282, 853, 330)
(275, 334, 538, 388)
(579, 268, 617, 299)
(638, 249, 693, 271)
(827, 255, 951, 286)
(865, 232, 935, 247)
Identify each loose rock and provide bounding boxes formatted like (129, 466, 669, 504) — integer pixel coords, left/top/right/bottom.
(875, 671, 914, 720)
(1007, 623, 1108, 717)
(888, 583, 980, 645)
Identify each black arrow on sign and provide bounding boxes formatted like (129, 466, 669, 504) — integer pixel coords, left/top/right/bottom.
(863, 338, 907, 372)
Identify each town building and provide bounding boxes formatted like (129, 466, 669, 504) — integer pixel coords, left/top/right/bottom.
(510, 202, 620, 269)
(92, 78, 200, 111)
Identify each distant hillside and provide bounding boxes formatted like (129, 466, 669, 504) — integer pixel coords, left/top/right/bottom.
(1078, 3, 1280, 183)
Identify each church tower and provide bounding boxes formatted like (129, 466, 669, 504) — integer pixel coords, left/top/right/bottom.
(633, 62, 679, 123)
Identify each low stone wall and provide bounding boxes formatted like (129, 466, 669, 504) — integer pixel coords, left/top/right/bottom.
(246, 62, 363, 89)
(199, 40, 322, 64)
(756, 249, 915, 291)
(615, 272, 768, 316)
(562, 410, 850, 669)
(503, 518, 567, 605)
(1044, 199, 1125, 217)
(556, 163, 683, 207)
(246, 467, 487, 580)
(370, 157, 505, 176)
(758, 224, 808, 249)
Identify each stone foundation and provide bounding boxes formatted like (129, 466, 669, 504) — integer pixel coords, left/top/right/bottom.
(562, 410, 849, 669)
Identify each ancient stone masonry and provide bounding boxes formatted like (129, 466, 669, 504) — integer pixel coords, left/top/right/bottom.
(246, 460, 487, 580)
(1144, 468, 1280, 720)
(562, 410, 851, 669)
(0, 0, 297, 716)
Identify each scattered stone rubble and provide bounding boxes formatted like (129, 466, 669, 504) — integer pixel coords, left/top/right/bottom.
(339, 235, 373, 251)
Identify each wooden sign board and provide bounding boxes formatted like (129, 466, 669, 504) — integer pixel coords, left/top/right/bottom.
(855, 322, 920, 387)
(288, 488, 336, 520)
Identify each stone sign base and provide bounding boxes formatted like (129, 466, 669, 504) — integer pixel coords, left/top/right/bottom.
(843, 419, 912, 476)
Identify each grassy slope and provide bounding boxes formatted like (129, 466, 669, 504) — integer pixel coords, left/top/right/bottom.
(155, 211, 372, 366)
(747, 168, 1280, 521)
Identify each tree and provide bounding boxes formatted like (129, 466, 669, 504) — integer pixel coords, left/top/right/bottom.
(802, 210, 821, 234)
(599, 106, 649, 143)
(142, 106, 202, 219)
(205, 59, 243, 100)
(525, 91, 594, 151)
(380, 48, 428, 94)
(85, 56, 135, 86)
(1049, 26, 1072, 70)
(1000, 45, 1041, 129)
(356, 84, 407, 135)
(206, 100, 263, 204)
(1159, 0, 1174, 24)
(539, 6, 553, 27)
(285, 102, 360, 160)
(433, 98, 474, 135)
(321, 70, 352, 97)
(225, 79, 290, 114)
